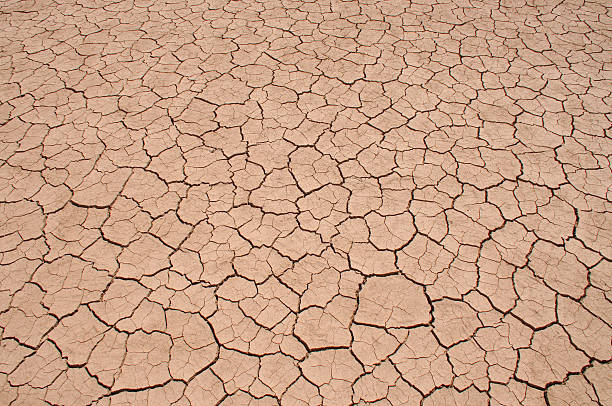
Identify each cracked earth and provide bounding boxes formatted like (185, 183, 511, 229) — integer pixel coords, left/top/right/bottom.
(0, 0, 611, 404)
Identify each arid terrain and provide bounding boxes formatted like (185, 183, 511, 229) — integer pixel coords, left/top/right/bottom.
(0, 0, 611, 404)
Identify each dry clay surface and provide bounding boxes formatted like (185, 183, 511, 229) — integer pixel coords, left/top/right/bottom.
(0, 0, 611, 404)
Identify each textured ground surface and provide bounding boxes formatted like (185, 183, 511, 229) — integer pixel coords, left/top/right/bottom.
(0, 0, 611, 405)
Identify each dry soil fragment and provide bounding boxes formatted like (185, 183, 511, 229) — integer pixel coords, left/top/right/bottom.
(355, 275, 431, 328)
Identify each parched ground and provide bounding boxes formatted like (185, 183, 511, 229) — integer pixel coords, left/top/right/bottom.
(0, 0, 611, 404)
